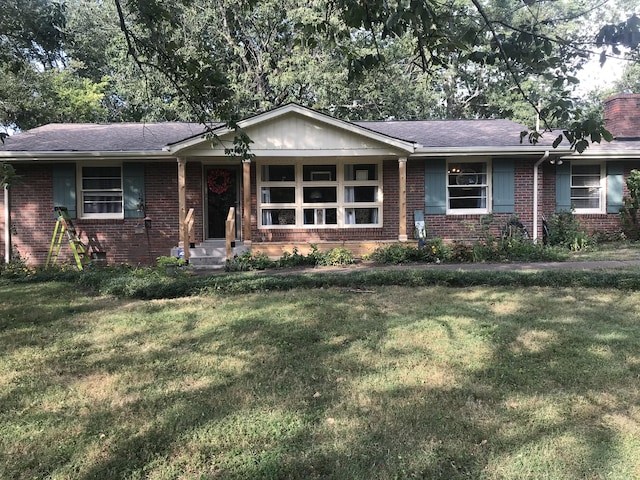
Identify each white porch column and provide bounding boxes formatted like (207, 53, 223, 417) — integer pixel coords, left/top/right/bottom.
(242, 158, 252, 247)
(398, 156, 408, 241)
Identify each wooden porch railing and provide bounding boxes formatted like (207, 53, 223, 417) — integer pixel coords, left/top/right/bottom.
(183, 208, 195, 261)
(226, 207, 235, 260)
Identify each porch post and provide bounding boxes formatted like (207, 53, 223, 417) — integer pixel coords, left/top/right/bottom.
(242, 158, 252, 246)
(177, 157, 188, 259)
(398, 156, 408, 241)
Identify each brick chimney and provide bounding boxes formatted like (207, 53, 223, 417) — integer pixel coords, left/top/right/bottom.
(604, 93, 640, 139)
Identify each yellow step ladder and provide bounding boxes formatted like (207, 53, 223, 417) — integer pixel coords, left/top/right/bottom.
(46, 207, 89, 270)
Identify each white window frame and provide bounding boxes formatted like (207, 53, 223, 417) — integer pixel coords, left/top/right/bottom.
(446, 158, 491, 215)
(571, 162, 605, 214)
(77, 163, 124, 219)
(257, 160, 383, 228)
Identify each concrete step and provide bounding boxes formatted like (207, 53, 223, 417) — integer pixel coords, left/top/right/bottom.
(170, 241, 249, 268)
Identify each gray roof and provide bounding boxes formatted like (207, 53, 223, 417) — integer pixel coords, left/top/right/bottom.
(0, 115, 607, 153)
(578, 137, 640, 155)
(355, 119, 545, 148)
(0, 122, 207, 152)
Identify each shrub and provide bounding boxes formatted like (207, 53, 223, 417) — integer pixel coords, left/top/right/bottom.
(370, 240, 450, 264)
(225, 250, 275, 272)
(156, 256, 188, 268)
(546, 211, 591, 251)
(318, 247, 355, 266)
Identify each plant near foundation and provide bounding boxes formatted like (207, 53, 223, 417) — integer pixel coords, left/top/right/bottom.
(156, 256, 188, 268)
(318, 247, 355, 266)
(620, 169, 640, 241)
(225, 250, 275, 272)
(370, 240, 450, 264)
(546, 210, 591, 251)
(276, 247, 314, 268)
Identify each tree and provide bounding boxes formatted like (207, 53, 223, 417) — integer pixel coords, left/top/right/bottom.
(109, 0, 640, 149)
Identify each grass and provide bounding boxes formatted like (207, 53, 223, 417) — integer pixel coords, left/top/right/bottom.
(2, 282, 640, 479)
(569, 241, 640, 262)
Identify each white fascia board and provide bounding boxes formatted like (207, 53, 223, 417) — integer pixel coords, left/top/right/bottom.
(184, 147, 405, 158)
(562, 151, 640, 160)
(0, 151, 175, 162)
(168, 104, 417, 155)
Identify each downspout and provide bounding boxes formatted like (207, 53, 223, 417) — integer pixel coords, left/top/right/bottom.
(4, 185, 9, 263)
(532, 150, 549, 242)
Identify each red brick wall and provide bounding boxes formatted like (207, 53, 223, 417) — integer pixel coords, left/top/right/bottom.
(541, 162, 640, 237)
(4, 156, 638, 266)
(604, 94, 640, 138)
(425, 158, 539, 242)
(7, 162, 186, 266)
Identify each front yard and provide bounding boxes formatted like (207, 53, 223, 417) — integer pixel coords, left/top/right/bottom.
(1, 281, 640, 479)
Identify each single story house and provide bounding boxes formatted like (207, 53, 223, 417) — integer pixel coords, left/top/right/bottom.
(1, 94, 639, 266)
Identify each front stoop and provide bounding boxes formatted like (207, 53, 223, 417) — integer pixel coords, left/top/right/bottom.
(170, 240, 249, 269)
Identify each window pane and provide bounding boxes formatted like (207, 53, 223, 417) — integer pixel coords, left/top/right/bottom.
(573, 164, 600, 175)
(572, 198, 600, 209)
(261, 165, 295, 182)
(448, 186, 487, 209)
(82, 166, 122, 215)
(83, 193, 123, 213)
(349, 186, 377, 202)
(83, 166, 121, 178)
(571, 164, 601, 210)
(261, 187, 295, 203)
(448, 163, 487, 186)
(262, 209, 295, 225)
(344, 164, 377, 181)
(83, 178, 121, 190)
(572, 176, 600, 187)
(303, 187, 337, 203)
(303, 208, 337, 225)
(345, 208, 378, 224)
(303, 165, 336, 181)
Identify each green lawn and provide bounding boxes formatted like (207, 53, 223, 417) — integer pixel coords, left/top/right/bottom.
(1, 282, 640, 479)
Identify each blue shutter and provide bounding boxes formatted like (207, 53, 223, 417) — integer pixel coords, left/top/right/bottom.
(425, 158, 446, 214)
(555, 161, 571, 212)
(492, 159, 514, 213)
(607, 162, 624, 214)
(123, 163, 145, 218)
(52, 164, 76, 218)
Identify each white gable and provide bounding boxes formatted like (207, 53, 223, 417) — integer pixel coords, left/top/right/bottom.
(170, 105, 415, 157)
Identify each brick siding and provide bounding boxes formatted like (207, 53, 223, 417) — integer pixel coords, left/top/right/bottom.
(604, 94, 640, 138)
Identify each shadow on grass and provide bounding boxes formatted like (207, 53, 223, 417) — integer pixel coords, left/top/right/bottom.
(2, 286, 639, 479)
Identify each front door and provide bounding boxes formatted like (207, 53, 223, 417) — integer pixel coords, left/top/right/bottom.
(206, 167, 239, 239)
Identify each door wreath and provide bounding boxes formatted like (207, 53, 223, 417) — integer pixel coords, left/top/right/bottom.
(207, 169, 232, 195)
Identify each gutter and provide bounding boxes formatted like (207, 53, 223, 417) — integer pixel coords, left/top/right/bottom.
(533, 150, 550, 242)
(0, 151, 177, 161)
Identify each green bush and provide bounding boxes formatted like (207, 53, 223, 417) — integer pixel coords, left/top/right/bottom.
(318, 247, 355, 266)
(370, 240, 450, 264)
(225, 250, 276, 272)
(546, 211, 591, 250)
(156, 255, 188, 268)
